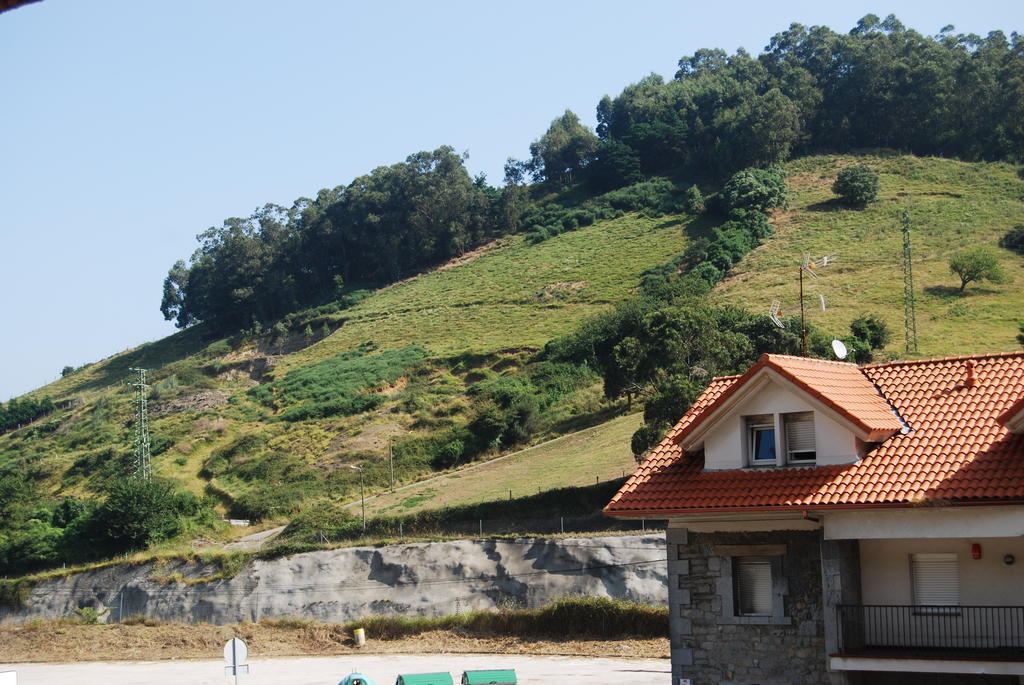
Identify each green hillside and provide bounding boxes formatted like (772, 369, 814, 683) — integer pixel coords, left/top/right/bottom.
(4, 15, 1023, 579)
(364, 412, 644, 517)
(279, 212, 690, 373)
(2, 153, 1022, 578)
(714, 155, 1024, 355)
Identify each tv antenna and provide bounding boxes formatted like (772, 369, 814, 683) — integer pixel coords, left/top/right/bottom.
(128, 367, 152, 479)
(769, 300, 784, 328)
(799, 254, 836, 356)
(767, 255, 838, 356)
(901, 211, 919, 354)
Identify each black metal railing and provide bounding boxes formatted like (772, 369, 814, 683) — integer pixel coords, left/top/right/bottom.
(837, 605, 1024, 656)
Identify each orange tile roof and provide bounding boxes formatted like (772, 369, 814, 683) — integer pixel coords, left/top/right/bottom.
(672, 354, 902, 448)
(606, 352, 1024, 515)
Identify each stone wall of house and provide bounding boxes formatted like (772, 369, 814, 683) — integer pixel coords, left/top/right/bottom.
(669, 526, 829, 685)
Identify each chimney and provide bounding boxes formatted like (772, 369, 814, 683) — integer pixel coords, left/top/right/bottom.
(964, 360, 976, 388)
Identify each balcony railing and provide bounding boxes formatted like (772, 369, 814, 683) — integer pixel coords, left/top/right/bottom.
(836, 605, 1024, 658)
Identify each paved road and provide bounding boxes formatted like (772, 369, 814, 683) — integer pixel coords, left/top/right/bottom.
(5, 654, 669, 684)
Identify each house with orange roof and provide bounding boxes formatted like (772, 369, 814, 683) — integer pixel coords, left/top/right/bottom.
(606, 352, 1024, 685)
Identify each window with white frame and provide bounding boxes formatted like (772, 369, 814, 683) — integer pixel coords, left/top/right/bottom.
(783, 411, 816, 463)
(734, 556, 773, 615)
(747, 414, 776, 465)
(911, 553, 960, 607)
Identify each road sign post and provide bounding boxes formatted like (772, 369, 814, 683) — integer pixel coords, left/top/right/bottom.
(223, 638, 250, 685)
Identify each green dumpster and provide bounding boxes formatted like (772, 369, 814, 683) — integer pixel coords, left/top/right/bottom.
(395, 673, 454, 685)
(462, 670, 517, 685)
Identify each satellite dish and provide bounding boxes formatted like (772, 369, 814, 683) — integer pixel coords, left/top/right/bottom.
(831, 339, 849, 360)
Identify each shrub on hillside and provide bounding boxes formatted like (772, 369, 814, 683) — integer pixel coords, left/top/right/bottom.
(833, 165, 880, 206)
(683, 184, 705, 214)
(600, 178, 681, 215)
(1000, 225, 1024, 255)
(849, 314, 892, 351)
(90, 478, 181, 551)
(720, 167, 788, 212)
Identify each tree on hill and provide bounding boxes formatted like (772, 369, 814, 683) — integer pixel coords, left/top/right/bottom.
(595, 16, 1024, 178)
(529, 110, 599, 184)
(161, 147, 509, 334)
(948, 246, 1009, 292)
(91, 478, 180, 550)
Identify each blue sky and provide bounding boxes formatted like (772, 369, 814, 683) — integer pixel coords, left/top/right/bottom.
(1, 0, 1020, 400)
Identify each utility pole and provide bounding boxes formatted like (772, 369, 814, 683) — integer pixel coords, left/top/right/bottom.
(388, 436, 395, 493)
(799, 263, 808, 357)
(902, 211, 919, 354)
(350, 465, 365, 533)
(128, 367, 151, 479)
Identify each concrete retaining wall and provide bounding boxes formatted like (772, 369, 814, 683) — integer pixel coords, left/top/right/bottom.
(0, 534, 667, 625)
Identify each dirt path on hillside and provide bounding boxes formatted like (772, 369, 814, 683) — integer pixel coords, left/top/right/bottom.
(0, 623, 668, 663)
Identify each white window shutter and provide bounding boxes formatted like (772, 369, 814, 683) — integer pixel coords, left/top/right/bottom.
(911, 553, 960, 605)
(736, 557, 772, 615)
(785, 412, 815, 452)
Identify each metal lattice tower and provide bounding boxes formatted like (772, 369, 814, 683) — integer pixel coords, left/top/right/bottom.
(901, 212, 919, 354)
(128, 367, 152, 478)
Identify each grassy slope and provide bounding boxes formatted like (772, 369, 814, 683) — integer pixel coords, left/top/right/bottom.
(715, 155, 1024, 357)
(4, 154, 1022, 529)
(0, 212, 689, 508)
(365, 412, 644, 516)
(277, 213, 689, 374)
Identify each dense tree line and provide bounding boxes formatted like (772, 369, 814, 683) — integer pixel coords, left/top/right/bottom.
(162, 147, 517, 333)
(524, 15, 1022, 187)
(162, 16, 1022, 334)
(0, 396, 54, 433)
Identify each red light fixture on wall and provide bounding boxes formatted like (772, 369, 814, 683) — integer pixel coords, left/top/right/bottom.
(971, 543, 982, 559)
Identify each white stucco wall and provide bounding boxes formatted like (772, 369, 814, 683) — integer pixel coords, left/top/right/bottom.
(702, 377, 860, 470)
(825, 506, 1024, 540)
(859, 537, 1024, 605)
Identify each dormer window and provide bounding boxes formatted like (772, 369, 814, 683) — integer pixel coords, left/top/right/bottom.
(784, 412, 816, 463)
(745, 412, 817, 466)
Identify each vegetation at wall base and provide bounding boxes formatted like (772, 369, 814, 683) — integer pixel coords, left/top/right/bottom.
(343, 596, 668, 640)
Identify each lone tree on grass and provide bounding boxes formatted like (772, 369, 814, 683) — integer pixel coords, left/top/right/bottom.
(948, 246, 1008, 292)
(832, 165, 879, 206)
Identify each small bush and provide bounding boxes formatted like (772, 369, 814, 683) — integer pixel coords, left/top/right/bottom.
(121, 614, 163, 626)
(631, 423, 666, 460)
(683, 184, 705, 214)
(849, 314, 892, 350)
(600, 178, 680, 215)
(833, 165, 880, 206)
(1000, 225, 1024, 255)
(0, 578, 34, 609)
(720, 167, 788, 212)
(73, 606, 110, 624)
